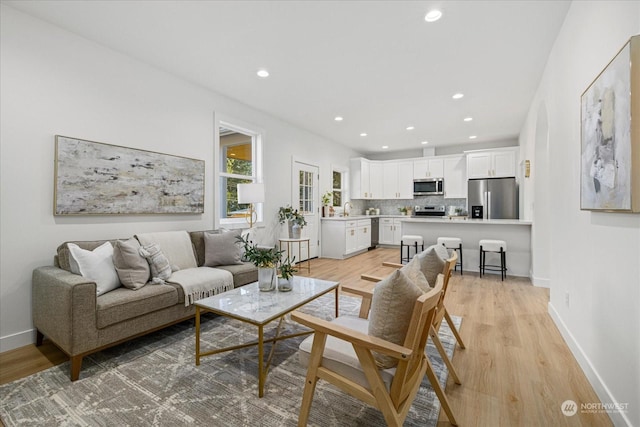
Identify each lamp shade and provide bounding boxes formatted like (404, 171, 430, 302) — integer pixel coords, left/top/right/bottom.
(237, 183, 265, 204)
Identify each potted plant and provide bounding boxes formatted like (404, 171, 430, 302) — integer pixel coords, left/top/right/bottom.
(398, 206, 408, 216)
(278, 256, 297, 292)
(237, 235, 284, 291)
(321, 191, 332, 217)
(278, 205, 307, 238)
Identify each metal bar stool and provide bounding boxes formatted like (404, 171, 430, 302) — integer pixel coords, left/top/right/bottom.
(400, 235, 424, 264)
(479, 239, 507, 281)
(437, 237, 463, 274)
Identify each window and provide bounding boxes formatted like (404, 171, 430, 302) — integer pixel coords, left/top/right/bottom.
(332, 169, 344, 207)
(218, 123, 262, 225)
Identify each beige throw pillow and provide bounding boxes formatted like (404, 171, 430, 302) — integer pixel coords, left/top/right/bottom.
(204, 231, 243, 267)
(432, 243, 450, 262)
(139, 243, 172, 284)
(367, 270, 423, 368)
(113, 238, 150, 290)
(400, 256, 431, 292)
(416, 246, 445, 288)
(67, 242, 121, 296)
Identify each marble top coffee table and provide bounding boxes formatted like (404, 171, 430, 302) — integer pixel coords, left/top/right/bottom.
(194, 276, 339, 397)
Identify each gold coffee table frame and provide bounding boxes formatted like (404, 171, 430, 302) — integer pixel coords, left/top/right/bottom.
(194, 278, 339, 397)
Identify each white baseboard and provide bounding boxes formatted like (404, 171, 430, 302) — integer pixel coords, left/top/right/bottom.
(531, 275, 550, 287)
(0, 328, 35, 353)
(548, 303, 632, 427)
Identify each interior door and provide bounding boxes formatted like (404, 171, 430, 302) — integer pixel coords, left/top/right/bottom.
(293, 161, 319, 260)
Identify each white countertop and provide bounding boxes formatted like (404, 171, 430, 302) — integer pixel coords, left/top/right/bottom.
(401, 217, 532, 225)
(321, 214, 408, 221)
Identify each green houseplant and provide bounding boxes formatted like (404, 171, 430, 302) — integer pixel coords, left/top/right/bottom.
(278, 256, 297, 292)
(237, 235, 284, 291)
(278, 205, 307, 238)
(321, 191, 332, 217)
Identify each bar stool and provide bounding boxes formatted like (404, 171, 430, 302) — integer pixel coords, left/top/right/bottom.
(400, 235, 424, 264)
(479, 239, 507, 281)
(437, 237, 463, 274)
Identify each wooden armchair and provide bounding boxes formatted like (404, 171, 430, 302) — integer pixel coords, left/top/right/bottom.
(291, 274, 457, 426)
(343, 251, 464, 386)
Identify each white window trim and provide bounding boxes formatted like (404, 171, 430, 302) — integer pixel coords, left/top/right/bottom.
(331, 164, 349, 207)
(214, 115, 264, 229)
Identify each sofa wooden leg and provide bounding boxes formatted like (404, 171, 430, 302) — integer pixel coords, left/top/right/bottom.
(36, 330, 44, 346)
(70, 355, 83, 381)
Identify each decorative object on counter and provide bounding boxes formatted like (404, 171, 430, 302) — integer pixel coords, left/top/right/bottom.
(321, 191, 332, 217)
(237, 183, 265, 228)
(580, 35, 639, 212)
(237, 234, 284, 291)
(54, 136, 205, 215)
(278, 205, 307, 238)
(278, 256, 297, 292)
(398, 206, 408, 216)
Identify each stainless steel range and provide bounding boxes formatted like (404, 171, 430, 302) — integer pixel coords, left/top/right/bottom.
(413, 205, 446, 217)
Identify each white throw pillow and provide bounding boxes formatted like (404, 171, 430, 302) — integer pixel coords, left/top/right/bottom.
(67, 242, 121, 296)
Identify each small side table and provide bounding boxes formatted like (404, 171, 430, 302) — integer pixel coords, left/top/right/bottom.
(278, 237, 311, 273)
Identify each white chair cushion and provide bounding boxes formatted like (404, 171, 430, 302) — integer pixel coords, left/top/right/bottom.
(401, 235, 423, 245)
(298, 315, 396, 391)
(437, 237, 462, 248)
(479, 239, 507, 252)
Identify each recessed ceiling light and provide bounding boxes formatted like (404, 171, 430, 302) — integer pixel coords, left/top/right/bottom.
(334, 116, 343, 121)
(425, 10, 442, 22)
(452, 93, 464, 99)
(382, 145, 389, 149)
(360, 133, 367, 137)
(256, 69, 269, 78)
(421, 141, 429, 145)
(469, 135, 477, 139)
(463, 117, 473, 122)
(406, 126, 415, 131)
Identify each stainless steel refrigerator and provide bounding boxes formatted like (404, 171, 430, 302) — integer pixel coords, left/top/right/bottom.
(468, 177, 518, 220)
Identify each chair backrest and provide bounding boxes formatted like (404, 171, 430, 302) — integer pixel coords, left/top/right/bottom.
(389, 273, 444, 404)
(433, 250, 457, 331)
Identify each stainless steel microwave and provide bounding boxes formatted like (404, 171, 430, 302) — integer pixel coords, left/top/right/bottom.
(413, 178, 444, 196)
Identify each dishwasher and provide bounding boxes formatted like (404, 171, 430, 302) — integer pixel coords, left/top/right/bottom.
(369, 217, 379, 249)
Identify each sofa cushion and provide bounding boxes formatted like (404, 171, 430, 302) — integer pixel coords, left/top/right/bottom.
(204, 230, 244, 267)
(368, 269, 422, 368)
(215, 262, 258, 288)
(67, 242, 121, 296)
(96, 284, 178, 329)
(136, 231, 197, 270)
(113, 238, 150, 290)
(189, 230, 224, 267)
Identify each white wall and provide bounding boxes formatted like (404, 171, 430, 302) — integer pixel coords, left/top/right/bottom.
(0, 5, 359, 352)
(520, 2, 640, 425)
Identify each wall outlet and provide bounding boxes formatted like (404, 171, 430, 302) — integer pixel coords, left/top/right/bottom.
(565, 291, 570, 308)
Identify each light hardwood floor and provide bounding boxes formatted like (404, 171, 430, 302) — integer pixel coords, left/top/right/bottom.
(0, 248, 612, 426)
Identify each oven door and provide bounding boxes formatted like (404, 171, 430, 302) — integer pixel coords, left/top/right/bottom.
(413, 178, 443, 196)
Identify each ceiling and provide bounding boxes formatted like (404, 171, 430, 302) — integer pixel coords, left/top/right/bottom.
(5, 0, 570, 155)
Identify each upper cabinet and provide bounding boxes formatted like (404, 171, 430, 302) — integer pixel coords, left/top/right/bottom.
(466, 148, 518, 179)
(383, 160, 414, 199)
(443, 155, 467, 199)
(413, 157, 444, 179)
(350, 158, 383, 199)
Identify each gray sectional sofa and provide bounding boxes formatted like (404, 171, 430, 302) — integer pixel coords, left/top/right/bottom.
(32, 229, 257, 381)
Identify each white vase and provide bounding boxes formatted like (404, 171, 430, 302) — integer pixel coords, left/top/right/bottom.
(258, 267, 277, 292)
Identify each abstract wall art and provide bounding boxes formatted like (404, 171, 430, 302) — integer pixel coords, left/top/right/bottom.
(580, 35, 640, 212)
(54, 136, 205, 215)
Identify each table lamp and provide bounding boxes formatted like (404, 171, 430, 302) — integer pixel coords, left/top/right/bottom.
(237, 183, 264, 228)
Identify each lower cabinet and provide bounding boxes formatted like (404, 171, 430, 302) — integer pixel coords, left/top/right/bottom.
(379, 218, 402, 245)
(321, 219, 371, 259)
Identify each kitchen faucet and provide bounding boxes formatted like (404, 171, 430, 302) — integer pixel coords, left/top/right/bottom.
(343, 202, 352, 217)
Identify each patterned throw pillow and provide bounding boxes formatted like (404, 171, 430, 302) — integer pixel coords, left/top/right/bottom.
(367, 269, 423, 368)
(67, 242, 121, 296)
(138, 243, 172, 284)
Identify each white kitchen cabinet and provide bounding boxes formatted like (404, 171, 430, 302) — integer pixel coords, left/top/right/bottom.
(356, 219, 371, 250)
(382, 160, 413, 199)
(466, 148, 517, 179)
(350, 158, 382, 199)
(321, 219, 369, 259)
(345, 223, 358, 254)
(413, 157, 444, 179)
(379, 218, 402, 245)
(443, 155, 467, 199)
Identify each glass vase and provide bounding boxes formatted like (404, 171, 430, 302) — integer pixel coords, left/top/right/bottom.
(258, 267, 277, 292)
(278, 277, 292, 292)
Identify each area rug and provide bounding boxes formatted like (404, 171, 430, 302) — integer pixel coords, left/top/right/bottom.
(0, 294, 461, 426)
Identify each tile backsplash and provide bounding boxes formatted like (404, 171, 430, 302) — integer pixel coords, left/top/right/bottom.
(349, 197, 467, 216)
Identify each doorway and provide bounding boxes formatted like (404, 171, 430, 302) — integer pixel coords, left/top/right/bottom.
(292, 161, 319, 260)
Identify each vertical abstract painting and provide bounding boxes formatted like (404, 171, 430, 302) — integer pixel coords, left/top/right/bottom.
(580, 35, 640, 212)
(55, 136, 205, 215)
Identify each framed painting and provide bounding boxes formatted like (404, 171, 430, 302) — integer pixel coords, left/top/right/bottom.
(580, 35, 640, 212)
(54, 136, 205, 215)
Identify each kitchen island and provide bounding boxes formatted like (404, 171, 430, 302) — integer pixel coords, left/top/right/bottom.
(401, 217, 532, 277)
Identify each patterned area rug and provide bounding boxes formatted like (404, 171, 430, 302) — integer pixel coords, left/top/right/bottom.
(0, 294, 461, 426)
